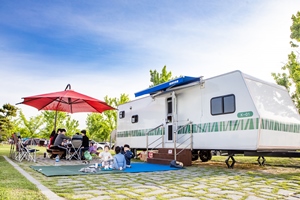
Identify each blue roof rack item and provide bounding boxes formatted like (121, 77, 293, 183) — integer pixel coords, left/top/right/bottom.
(135, 76, 201, 97)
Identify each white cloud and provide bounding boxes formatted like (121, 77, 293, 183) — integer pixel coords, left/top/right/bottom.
(0, 55, 149, 129)
(1, 0, 299, 129)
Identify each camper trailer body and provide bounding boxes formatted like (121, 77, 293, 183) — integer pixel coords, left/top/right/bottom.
(116, 71, 300, 153)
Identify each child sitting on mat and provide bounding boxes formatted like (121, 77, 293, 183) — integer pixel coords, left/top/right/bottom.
(123, 144, 134, 168)
(99, 145, 112, 168)
(113, 146, 126, 170)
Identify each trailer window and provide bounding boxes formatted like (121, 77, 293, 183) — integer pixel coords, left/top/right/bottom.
(167, 98, 172, 114)
(211, 94, 235, 115)
(131, 115, 138, 123)
(119, 111, 125, 119)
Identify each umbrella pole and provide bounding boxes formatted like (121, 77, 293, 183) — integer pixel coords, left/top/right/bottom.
(54, 110, 58, 132)
(53, 84, 70, 131)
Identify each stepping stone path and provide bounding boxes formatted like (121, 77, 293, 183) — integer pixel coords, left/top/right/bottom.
(14, 155, 300, 200)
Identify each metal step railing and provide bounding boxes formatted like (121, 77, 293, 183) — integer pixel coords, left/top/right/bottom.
(174, 121, 193, 160)
(146, 123, 164, 158)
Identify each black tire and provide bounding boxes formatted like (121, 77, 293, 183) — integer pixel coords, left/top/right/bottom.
(199, 150, 212, 162)
(97, 147, 103, 151)
(191, 150, 199, 161)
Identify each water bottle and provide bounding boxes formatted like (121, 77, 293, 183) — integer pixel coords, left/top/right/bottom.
(55, 155, 60, 166)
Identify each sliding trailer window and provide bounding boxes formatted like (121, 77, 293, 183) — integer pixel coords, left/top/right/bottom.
(211, 94, 235, 115)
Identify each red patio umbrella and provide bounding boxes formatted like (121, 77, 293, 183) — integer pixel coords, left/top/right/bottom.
(17, 84, 115, 129)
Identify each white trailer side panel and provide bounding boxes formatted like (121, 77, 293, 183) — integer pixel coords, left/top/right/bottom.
(116, 70, 300, 151)
(189, 71, 260, 150)
(245, 76, 300, 150)
(117, 96, 165, 148)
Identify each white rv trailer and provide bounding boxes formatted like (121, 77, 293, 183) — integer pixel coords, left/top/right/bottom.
(116, 70, 300, 164)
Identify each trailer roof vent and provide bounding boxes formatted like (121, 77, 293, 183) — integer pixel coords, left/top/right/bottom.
(134, 76, 201, 97)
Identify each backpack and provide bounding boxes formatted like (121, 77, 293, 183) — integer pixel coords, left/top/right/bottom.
(84, 151, 92, 161)
(170, 160, 184, 168)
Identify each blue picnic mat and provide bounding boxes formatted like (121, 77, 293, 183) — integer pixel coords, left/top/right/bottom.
(30, 162, 183, 177)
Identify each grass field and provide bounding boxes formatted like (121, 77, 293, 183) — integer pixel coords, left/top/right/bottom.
(0, 144, 47, 200)
(2, 144, 300, 199)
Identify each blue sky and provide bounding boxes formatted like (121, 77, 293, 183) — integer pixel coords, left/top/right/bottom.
(0, 0, 299, 128)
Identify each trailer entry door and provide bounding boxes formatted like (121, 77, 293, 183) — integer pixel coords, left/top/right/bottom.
(166, 97, 174, 141)
(168, 125, 173, 140)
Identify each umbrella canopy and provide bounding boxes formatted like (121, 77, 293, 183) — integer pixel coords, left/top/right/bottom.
(19, 87, 114, 113)
(17, 84, 115, 129)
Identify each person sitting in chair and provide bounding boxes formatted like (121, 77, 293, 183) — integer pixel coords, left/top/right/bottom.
(52, 129, 70, 159)
(48, 130, 56, 149)
(80, 130, 89, 159)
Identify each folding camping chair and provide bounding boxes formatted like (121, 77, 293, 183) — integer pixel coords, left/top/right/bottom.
(68, 138, 82, 160)
(11, 133, 25, 162)
(22, 143, 38, 162)
(11, 133, 38, 162)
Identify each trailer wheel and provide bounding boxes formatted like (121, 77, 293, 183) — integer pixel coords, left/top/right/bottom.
(199, 150, 212, 162)
(191, 150, 199, 161)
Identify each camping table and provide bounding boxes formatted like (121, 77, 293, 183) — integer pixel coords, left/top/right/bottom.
(58, 142, 72, 160)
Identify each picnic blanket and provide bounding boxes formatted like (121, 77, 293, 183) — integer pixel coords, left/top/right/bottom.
(30, 162, 183, 177)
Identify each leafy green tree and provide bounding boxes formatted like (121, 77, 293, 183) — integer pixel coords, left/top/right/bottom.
(272, 11, 300, 112)
(86, 113, 106, 141)
(39, 111, 68, 138)
(149, 65, 173, 87)
(0, 104, 18, 140)
(290, 12, 300, 46)
(64, 115, 80, 137)
(86, 94, 130, 142)
(16, 110, 79, 139)
(18, 111, 44, 138)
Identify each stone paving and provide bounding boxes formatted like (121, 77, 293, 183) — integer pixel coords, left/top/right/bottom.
(15, 156, 300, 200)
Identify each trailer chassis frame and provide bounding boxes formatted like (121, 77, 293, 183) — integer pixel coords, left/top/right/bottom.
(224, 150, 300, 168)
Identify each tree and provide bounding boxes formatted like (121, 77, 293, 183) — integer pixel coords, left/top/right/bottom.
(39, 111, 68, 138)
(290, 12, 300, 45)
(18, 111, 44, 138)
(149, 65, 173, 87)
(272, 11, 300, 112)
(16, 110, 79, 139)
(0, 104, 18, 140)
(64, 115, 80, 137)
(86, 94, 130, 142)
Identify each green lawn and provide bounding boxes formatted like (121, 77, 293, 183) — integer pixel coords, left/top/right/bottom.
(2, 144, 300, 200)
(0, 144, 47, 200)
